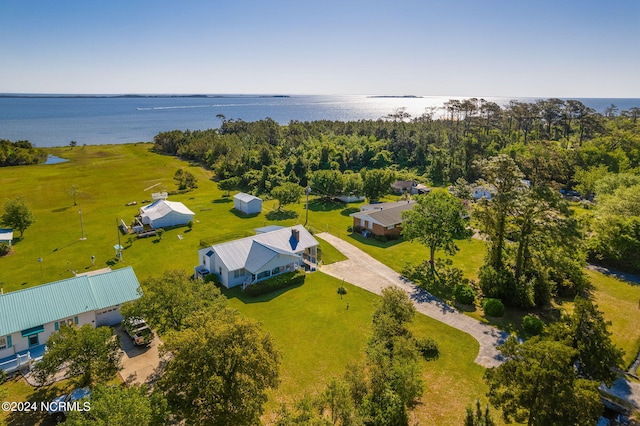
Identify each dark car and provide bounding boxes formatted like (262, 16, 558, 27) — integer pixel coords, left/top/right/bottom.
(122, 317, 154, 346)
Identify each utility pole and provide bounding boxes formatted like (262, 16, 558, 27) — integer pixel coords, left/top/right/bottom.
(304, 187, 311, 226)
(79, 207, 86, 240)
(116, 217, 123, 261)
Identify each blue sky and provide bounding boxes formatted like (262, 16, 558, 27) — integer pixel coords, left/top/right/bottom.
(1, 0, 638, 97)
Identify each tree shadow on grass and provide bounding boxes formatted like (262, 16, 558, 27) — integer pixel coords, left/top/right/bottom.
(346, 233, 404, 249)
(340, 207, 359, 216)
(51, 206, 71, 213)
(213, 197, 233, 204)
(265, 210, 298, 221)
(219, 281, 306, 304)
(308, 199, 344, 212)
(9, 236, 23, 246)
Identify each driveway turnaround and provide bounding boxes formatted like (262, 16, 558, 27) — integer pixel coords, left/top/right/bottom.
(317, 233, 509, 368)
(116, 325, 164, 385)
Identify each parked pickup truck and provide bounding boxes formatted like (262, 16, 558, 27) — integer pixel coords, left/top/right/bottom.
(123, 317, 154, 346)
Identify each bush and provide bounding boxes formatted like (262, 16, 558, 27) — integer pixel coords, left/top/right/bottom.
(346, 225, 353, 233)
(203, 273, 221, 285)
(453, 284, 475, 305)
(414, 337, 440, 360)
(245, 271, 305, 297)
(0, 243, 9, 256)
(522, 315, 544, 336)
(373, 234, 387, 243)
(337, 285, 348, 296)
(482, 298, 505, 317)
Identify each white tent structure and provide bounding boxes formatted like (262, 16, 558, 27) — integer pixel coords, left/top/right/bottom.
(139, 200, 195, 228)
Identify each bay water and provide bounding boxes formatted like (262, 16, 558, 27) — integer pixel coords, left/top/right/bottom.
(1, 94, 638, 148)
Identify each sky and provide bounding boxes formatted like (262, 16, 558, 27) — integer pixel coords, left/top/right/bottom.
(1, 0, 639, 97)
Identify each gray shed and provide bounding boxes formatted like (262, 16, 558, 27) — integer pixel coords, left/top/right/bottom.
(234, 193, 262, 214)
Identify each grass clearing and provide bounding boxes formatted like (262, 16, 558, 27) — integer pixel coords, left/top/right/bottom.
(585, 270, 640, 367)
(222, 271, 492, 425)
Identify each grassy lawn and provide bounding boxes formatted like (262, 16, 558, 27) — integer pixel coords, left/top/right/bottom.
(222, 271, 491, 425)
(585, 270, 640, 368)
(315, 235, 348, 265)
(0, 144, 319, 290)
(0, 376, 72, 425)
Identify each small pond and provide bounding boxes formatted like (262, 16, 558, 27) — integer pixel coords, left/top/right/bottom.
(44, 155, 69, 165)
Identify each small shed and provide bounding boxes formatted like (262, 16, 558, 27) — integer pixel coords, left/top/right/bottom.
(0, 229, 13, 247)
(234, 193, 262, 215)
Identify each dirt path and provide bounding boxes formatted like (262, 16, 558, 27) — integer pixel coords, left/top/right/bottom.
(317, 233, 509, 368)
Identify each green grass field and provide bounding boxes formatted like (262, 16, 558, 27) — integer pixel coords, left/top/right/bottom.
(223, 272, 490, 425)
(0, 144, 310, 290)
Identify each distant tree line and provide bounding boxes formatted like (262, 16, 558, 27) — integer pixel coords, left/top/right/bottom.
(0, 139, 47, 166)
(152, 99, 640, 276)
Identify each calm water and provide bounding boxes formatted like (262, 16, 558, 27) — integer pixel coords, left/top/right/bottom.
(1, 95, 639, 147)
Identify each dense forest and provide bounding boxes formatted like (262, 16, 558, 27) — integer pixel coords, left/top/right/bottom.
(0, 139, 47, 166)
(152, 98, 640, 281)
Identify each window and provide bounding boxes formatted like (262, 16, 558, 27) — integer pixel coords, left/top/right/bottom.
(271, 266, 281, 275)
(0, 336, 6, 350)
(233, 268, 246, 278)
(387, 225, 395, 230)
(55, 317, 77, 331)
(257, 270, 270, 280)
(28, 334, 39, 348)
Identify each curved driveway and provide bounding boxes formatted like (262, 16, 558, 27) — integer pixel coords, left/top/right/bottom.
(317, 233, 509, 368)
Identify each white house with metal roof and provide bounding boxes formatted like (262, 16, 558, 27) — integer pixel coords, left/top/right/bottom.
(0, 267, 142, 374)
(195, 225, 318, 288)
(139, 199, 195, 228)
(233, 192, 262, 215)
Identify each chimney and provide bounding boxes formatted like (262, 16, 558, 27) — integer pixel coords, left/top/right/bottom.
(291, 228, 300, 241)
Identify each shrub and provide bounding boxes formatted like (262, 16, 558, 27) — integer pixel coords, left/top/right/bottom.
(482, 298, 505, 317)
(414, 337, 440, 360)
(346, 225, 353, 233)
(522, 315, 544, 336)
(203, 273, 221, 285)
(187, 220, 193, 230)
(0, 243, 9, 256)
(373, 234, 387, 243)
(337, 285, 348, 296)
(453, 284, 475, 305)
(245, 271, 305, 297)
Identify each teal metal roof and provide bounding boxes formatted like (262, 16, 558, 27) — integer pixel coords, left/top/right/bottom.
(0, 267, 141, 336)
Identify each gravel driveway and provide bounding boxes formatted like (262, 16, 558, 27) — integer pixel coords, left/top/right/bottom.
(317, 232, 509, 368)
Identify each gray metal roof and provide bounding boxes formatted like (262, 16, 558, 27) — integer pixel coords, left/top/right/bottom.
(210, 225, 318, 273)
(0, 267, 141, 336)
(234, 192, 262, 203)
(351, 200, 416, 227)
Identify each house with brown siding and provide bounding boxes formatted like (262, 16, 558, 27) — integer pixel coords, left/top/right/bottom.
(350, 200, 416, 237)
